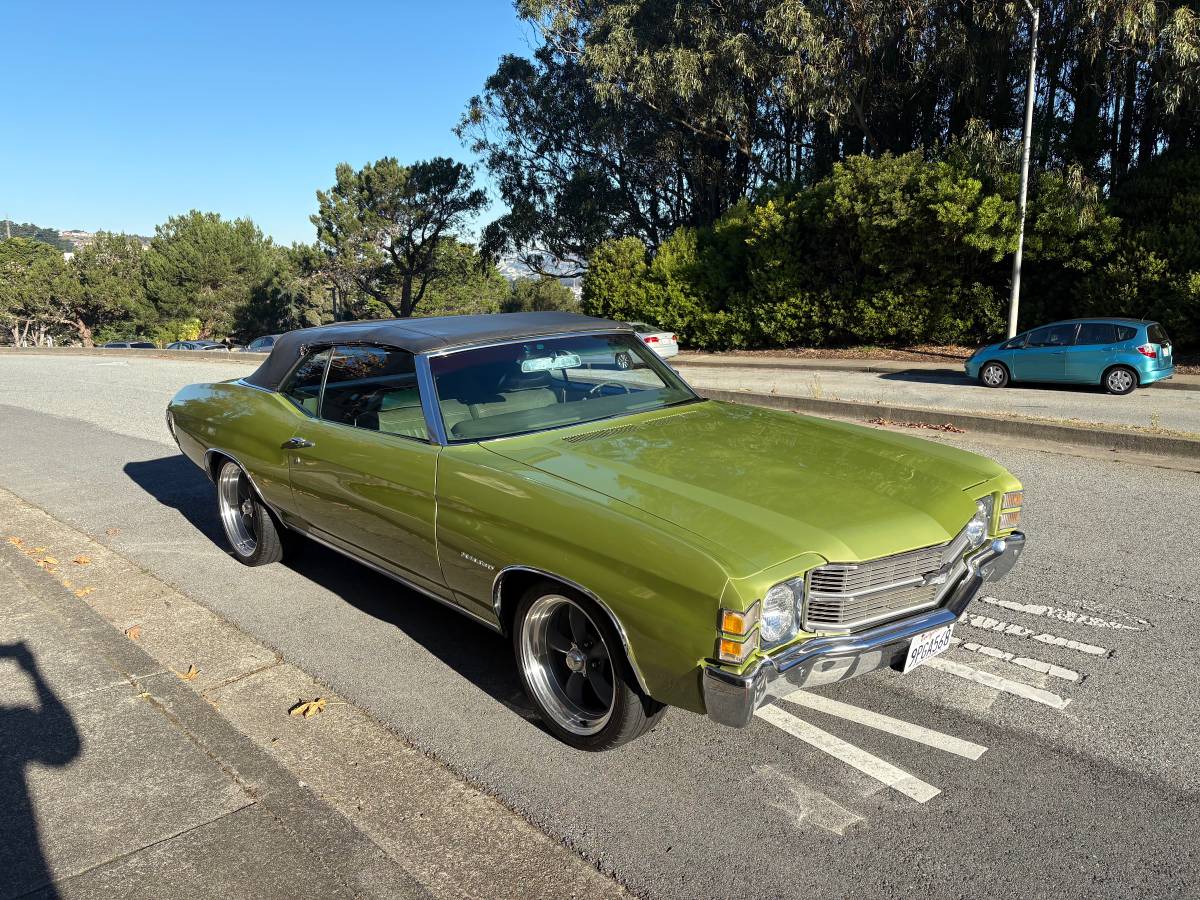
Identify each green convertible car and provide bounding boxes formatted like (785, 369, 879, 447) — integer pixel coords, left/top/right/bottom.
(167, 312, 1026, 750)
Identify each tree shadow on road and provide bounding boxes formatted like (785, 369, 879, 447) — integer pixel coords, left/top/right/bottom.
(0, 641, 81, 900)
(121, 454, 534, 720)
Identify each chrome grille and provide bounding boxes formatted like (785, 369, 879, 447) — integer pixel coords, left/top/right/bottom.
(805, 542, 953, 632)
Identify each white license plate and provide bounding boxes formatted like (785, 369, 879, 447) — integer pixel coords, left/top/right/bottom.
(903, 625, 954, 673)
(1163, 345, 1172, 357)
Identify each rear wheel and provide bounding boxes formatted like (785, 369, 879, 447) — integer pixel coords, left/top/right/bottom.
(979, 361, 1009, 388)
(514, 583, 665, 750)
(216, 460, 284, 566)
(1103, 365, 1138, 395)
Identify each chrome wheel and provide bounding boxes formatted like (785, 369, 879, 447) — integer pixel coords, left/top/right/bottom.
(982, 363, 1006, 387)
(615, 352, 632, 370)
(519, 594, 615, 736)
(217, 464, 258, 557)
(1106, 368, 1135, 394)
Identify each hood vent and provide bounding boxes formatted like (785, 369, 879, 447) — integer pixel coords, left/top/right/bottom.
(563, 410, 694, 444)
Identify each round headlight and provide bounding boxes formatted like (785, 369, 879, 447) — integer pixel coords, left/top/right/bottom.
(965, 500, 989, 546)
(761, 581, 797, 644)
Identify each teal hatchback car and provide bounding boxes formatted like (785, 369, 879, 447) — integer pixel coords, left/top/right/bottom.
(965, 318, 1175, 395)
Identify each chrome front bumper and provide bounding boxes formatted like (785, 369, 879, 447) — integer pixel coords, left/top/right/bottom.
(702, 532, 1026, 728)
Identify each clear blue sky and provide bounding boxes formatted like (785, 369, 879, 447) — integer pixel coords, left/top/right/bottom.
(2, 1, 532, 244)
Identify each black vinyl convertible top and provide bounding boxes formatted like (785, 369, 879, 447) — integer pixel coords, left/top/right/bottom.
(243, 311, 631, 391)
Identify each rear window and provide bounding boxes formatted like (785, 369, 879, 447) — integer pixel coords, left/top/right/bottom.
(1075, 323, 1117, 345)
(1148, 324, 1171, 345)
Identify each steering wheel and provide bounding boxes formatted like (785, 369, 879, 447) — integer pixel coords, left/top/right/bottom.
(585, 381, 632, 398)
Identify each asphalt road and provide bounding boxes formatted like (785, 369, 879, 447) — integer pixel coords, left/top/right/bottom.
(1, 354, 1197, 898)
(677, 361, 1200, 435)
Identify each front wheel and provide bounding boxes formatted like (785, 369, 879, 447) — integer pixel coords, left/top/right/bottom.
(514, 583, 665, 750)
(979, 361, 1009, 388)
(216, 460, 284, 566)
(1104, 366, 1138, 395)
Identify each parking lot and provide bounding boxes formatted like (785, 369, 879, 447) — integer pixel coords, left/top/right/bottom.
(1, 353, 1197, 898)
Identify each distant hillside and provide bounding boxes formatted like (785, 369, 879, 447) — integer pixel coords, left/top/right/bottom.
(0, 221, 152, 252)
(2, 220, 73, 251)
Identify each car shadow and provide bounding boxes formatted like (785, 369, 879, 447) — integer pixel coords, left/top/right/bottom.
(0, 641, 82, 899)
(878, 369, 1111, 394)
(121, 455, 534, 720)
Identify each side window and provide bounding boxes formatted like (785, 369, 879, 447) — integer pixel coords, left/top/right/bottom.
(1075, 323, 1117, 345)
(320, 345, 428, 440)
(282, 348, 331, 415)
(1115, 325, 1138, 341)
(1001, 335, 1027, 350)
(1028, 324, 1077, 347)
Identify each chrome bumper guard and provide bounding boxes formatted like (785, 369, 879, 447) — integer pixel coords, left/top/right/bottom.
(702, 532, 1026, 728)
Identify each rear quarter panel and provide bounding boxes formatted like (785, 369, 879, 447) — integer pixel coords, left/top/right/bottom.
(168, 381, 301, 516)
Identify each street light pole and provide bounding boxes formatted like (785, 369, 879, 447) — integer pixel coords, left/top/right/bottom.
(1008, 0, 1040, 338)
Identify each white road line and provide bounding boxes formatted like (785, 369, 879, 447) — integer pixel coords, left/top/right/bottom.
(778, 689, 987, 760)
(924, 658, 1072, 710)
(979, 596, 1147, 631)
(950, 638, 1082, 682)
(965, 615, 1110, 657)
(755, 704, 941, 803)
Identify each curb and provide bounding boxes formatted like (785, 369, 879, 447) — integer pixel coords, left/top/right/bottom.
(0, 346, 262, 363)
(675, 356, 1200, 392)
(698, 387, 1200, 461)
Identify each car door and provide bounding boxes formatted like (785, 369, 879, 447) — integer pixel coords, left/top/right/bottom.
(1064, 322, 1117, 384)
(283, 344, 445, 594)
(1010, 323, 1077, 382)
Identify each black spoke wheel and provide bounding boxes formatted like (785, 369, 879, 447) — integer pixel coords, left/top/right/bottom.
(514, 583, 665, 750)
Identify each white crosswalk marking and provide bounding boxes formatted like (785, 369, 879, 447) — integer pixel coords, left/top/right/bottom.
(965, 614, 1110, 657)
(978, 596, 1148, 631)
(924, 657, 1072, 709)
(950, 638, 1082, 682)
(777, 689, 988, 760)
(755, 704, 942, 803)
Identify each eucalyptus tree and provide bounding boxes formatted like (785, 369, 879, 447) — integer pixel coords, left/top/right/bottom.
(311, 157, 487, 318)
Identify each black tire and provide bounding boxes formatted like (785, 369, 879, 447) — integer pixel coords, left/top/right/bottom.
(215, 460, 285, 566)
(979, 361, 1010, 388)
(1103, 365, 1138, 395)
(513, 581, 665, 750)
(615, 351, 633, 371)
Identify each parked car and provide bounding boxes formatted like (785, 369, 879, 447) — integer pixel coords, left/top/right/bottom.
(241, 334, 279, 353)
(166, 340, 229, 351)
(167, 312, 1025, 749)
(965, 318, 1174, 395)
(622, 321, 679, 366)
(102, 340, 157, 349)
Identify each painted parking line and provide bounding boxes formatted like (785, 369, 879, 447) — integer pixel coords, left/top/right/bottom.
(755, 704, 942, 803)
(950, 637, 1082, 683)
(978, 596, 1148, 631)
(778, 689, 987, 760)
(924, 657, 1072, 710)
(964, 615, 1110, 657)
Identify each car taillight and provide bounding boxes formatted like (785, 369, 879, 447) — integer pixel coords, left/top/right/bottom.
(1136, 343, 1157, 359)
(669, 334, 676, 342)
(644, 336, 659, 343)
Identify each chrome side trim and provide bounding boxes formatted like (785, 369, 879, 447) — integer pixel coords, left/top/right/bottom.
(414, 354, 449, 446)
(491, 565, 652, 695)
(235, 378, 276, 395)
(297, 526, 503, 634)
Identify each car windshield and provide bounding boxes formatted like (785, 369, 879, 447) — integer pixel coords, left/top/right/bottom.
(429, 332, 699, 442)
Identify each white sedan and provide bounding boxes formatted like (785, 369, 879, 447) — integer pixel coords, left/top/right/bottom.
(619, 321, 679, 367)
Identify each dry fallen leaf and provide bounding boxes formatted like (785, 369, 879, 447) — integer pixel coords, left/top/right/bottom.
(289, 698, 327, 719)
(73, 555, 91, 565)
(6, 536, 22, 546)
(41, 556, 58, 566)
(104, 528, 119, 537)
(125, 625, 142, 640)
(177, 664, 199, 682)
(74, 587, 94, 598)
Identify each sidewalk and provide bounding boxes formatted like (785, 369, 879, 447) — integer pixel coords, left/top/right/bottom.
(674, 351, 1200, 392)
(0, 544, 426, 900)
(0, 491, 626, 900)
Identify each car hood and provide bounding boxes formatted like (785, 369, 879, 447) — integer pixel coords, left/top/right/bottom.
(483, 400, 1006, 573)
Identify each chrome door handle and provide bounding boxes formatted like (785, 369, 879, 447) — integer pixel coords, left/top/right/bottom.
(282, 437, 315, 449)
